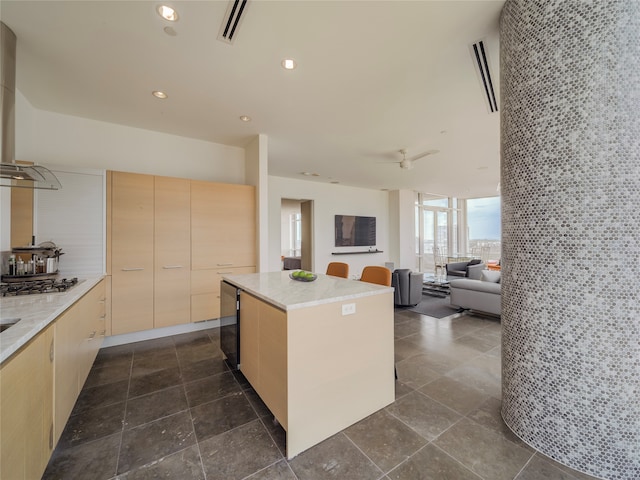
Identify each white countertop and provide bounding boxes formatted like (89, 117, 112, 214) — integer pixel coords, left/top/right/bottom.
(0, 275, 104, 364)
(222, 271, 393, 311)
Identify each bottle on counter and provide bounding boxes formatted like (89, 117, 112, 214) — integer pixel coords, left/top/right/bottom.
(8, 255, 16, 275)
(37, 258, 45, 274)
(16, 257, 24, 275)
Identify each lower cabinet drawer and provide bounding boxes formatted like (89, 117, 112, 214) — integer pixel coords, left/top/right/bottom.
(190, 266, 255, 321)
(191, 293, 220, 322)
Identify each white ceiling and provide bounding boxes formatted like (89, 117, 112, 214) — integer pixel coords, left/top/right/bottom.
(1, 0, 505, 199)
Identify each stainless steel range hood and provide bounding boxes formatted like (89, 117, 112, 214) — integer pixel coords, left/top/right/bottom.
(0, 21, 61, 190)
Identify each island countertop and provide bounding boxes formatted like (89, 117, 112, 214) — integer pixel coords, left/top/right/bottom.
(222, 271, 393, 311)
(0, 275, 105, 364)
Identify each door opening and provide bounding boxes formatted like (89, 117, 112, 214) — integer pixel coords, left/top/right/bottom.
(280, 199, 313, 271)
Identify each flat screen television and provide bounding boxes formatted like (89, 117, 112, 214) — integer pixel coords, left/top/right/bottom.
(335, 215, 376, 247)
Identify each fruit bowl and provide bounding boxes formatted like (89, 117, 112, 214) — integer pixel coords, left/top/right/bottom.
(289, 271, 317, 282)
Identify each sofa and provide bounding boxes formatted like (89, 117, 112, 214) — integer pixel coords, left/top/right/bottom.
(449, 269, 501, 316)
(446, 259, 485, 279)
(391, 269, 423, 306)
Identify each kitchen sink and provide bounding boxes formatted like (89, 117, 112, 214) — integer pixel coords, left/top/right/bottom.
(0, 318, 20, 333)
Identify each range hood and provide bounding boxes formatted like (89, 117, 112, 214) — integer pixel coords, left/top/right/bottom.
(0, 21, 61, 190)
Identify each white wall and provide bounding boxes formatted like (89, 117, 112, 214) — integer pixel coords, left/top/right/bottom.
(35, 165, 105, 276)
(15, 91, 245, 183)
(268, 176, 390, 277)
(245, 134, 269, 272)
(388, 189, 417, 270)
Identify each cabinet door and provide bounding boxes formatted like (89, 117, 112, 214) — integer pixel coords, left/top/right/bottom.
(257, 301, 287, 428)
(111, 172, 154, 334)
(0, 325, 54, 480)
(79, 280, 107, 387)
(191, 181, 256, 269)
(54, 304, 83, 443)
(238, 294, 287, 429)
(239, 292, 260, 387)
(190, 266, 255, 321)
(154, 176, 191, 328)
(28, 326, 54, 479)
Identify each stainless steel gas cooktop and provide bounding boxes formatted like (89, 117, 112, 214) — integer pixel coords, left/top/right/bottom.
(0, 277, 79, 297)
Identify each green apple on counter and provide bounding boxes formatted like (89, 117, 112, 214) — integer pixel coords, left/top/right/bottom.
(291, 270, 315, 280)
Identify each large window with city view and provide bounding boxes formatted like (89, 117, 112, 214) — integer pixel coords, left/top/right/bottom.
(466, 196, 501, 264)
(415, 193, 501, 273)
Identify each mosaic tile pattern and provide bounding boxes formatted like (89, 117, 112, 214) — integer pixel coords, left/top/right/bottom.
(500, 1, 640, 479)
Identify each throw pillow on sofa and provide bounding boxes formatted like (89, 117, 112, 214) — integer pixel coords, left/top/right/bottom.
(481, 270, 501, 283)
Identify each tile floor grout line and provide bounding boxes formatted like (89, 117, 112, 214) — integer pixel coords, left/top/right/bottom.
(183, 379, 208, 480)
(112, 349, 134, 477)
(335, 432, 388, 480)
(429, 441, 487, 480)
(512, 452, 538, 480)
(411, 386, 473, 418)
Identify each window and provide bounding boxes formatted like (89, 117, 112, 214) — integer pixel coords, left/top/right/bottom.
(415, 193, 461, 273)
(289, 213, 301, 256)
(465, 196, 501, 262)
(415, 193, 500, 273)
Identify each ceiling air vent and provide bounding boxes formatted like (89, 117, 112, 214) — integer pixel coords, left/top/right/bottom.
(218, 0, 250, 45)
(470, 39, 498, 113)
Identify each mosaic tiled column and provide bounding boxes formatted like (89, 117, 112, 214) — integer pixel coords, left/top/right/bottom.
(500, 1, 640, 479)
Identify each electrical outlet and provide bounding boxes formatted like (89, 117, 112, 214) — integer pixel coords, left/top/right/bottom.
(342, 303, 356, 315)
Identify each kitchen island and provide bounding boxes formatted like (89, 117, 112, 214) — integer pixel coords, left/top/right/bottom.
(222, 271, 395, 459)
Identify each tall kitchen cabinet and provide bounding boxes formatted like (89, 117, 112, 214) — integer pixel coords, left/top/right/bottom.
(154, 176, 191, 328)
(191, 181, 256, 321)
(109, 172, 155, 335)
(108, 172, 191, 335)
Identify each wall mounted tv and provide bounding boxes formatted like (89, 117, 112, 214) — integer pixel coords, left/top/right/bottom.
(335, 215, 376, 247)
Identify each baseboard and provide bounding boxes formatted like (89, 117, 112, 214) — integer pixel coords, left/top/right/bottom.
(102, 318, 221, 347)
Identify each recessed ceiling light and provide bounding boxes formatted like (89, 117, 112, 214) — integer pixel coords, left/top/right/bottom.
(330, 181, 339, 184)
(281, 58, 297, 70)
(301, 172, 319, 177)
(157, 5, 179, 22)
(239, 115, 251, 122)
(152, 90, 168, 99)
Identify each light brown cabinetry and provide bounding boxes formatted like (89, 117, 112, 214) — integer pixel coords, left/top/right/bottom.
(0, 325, 54, 480)
(154, 176, 191, 328)
(108, 172, 194, 333)
(191, 181, 256, 269)
(191, 181, 256, 321)
(239, 292, 287, 427)
(110, 172, 154, 335)
(54, 280, 106, 443)
(191, 266, 255, 322)
(108, 173, 256, 329)
(10, 161, 34, 253)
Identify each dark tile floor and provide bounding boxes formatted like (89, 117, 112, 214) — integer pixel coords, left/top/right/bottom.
(42, 308, 600, 480)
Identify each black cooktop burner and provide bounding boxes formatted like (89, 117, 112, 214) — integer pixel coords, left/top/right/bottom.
(0, 278, 79, 297)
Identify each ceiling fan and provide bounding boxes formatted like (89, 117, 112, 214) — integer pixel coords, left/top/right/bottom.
(389, 148, 439, 170)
